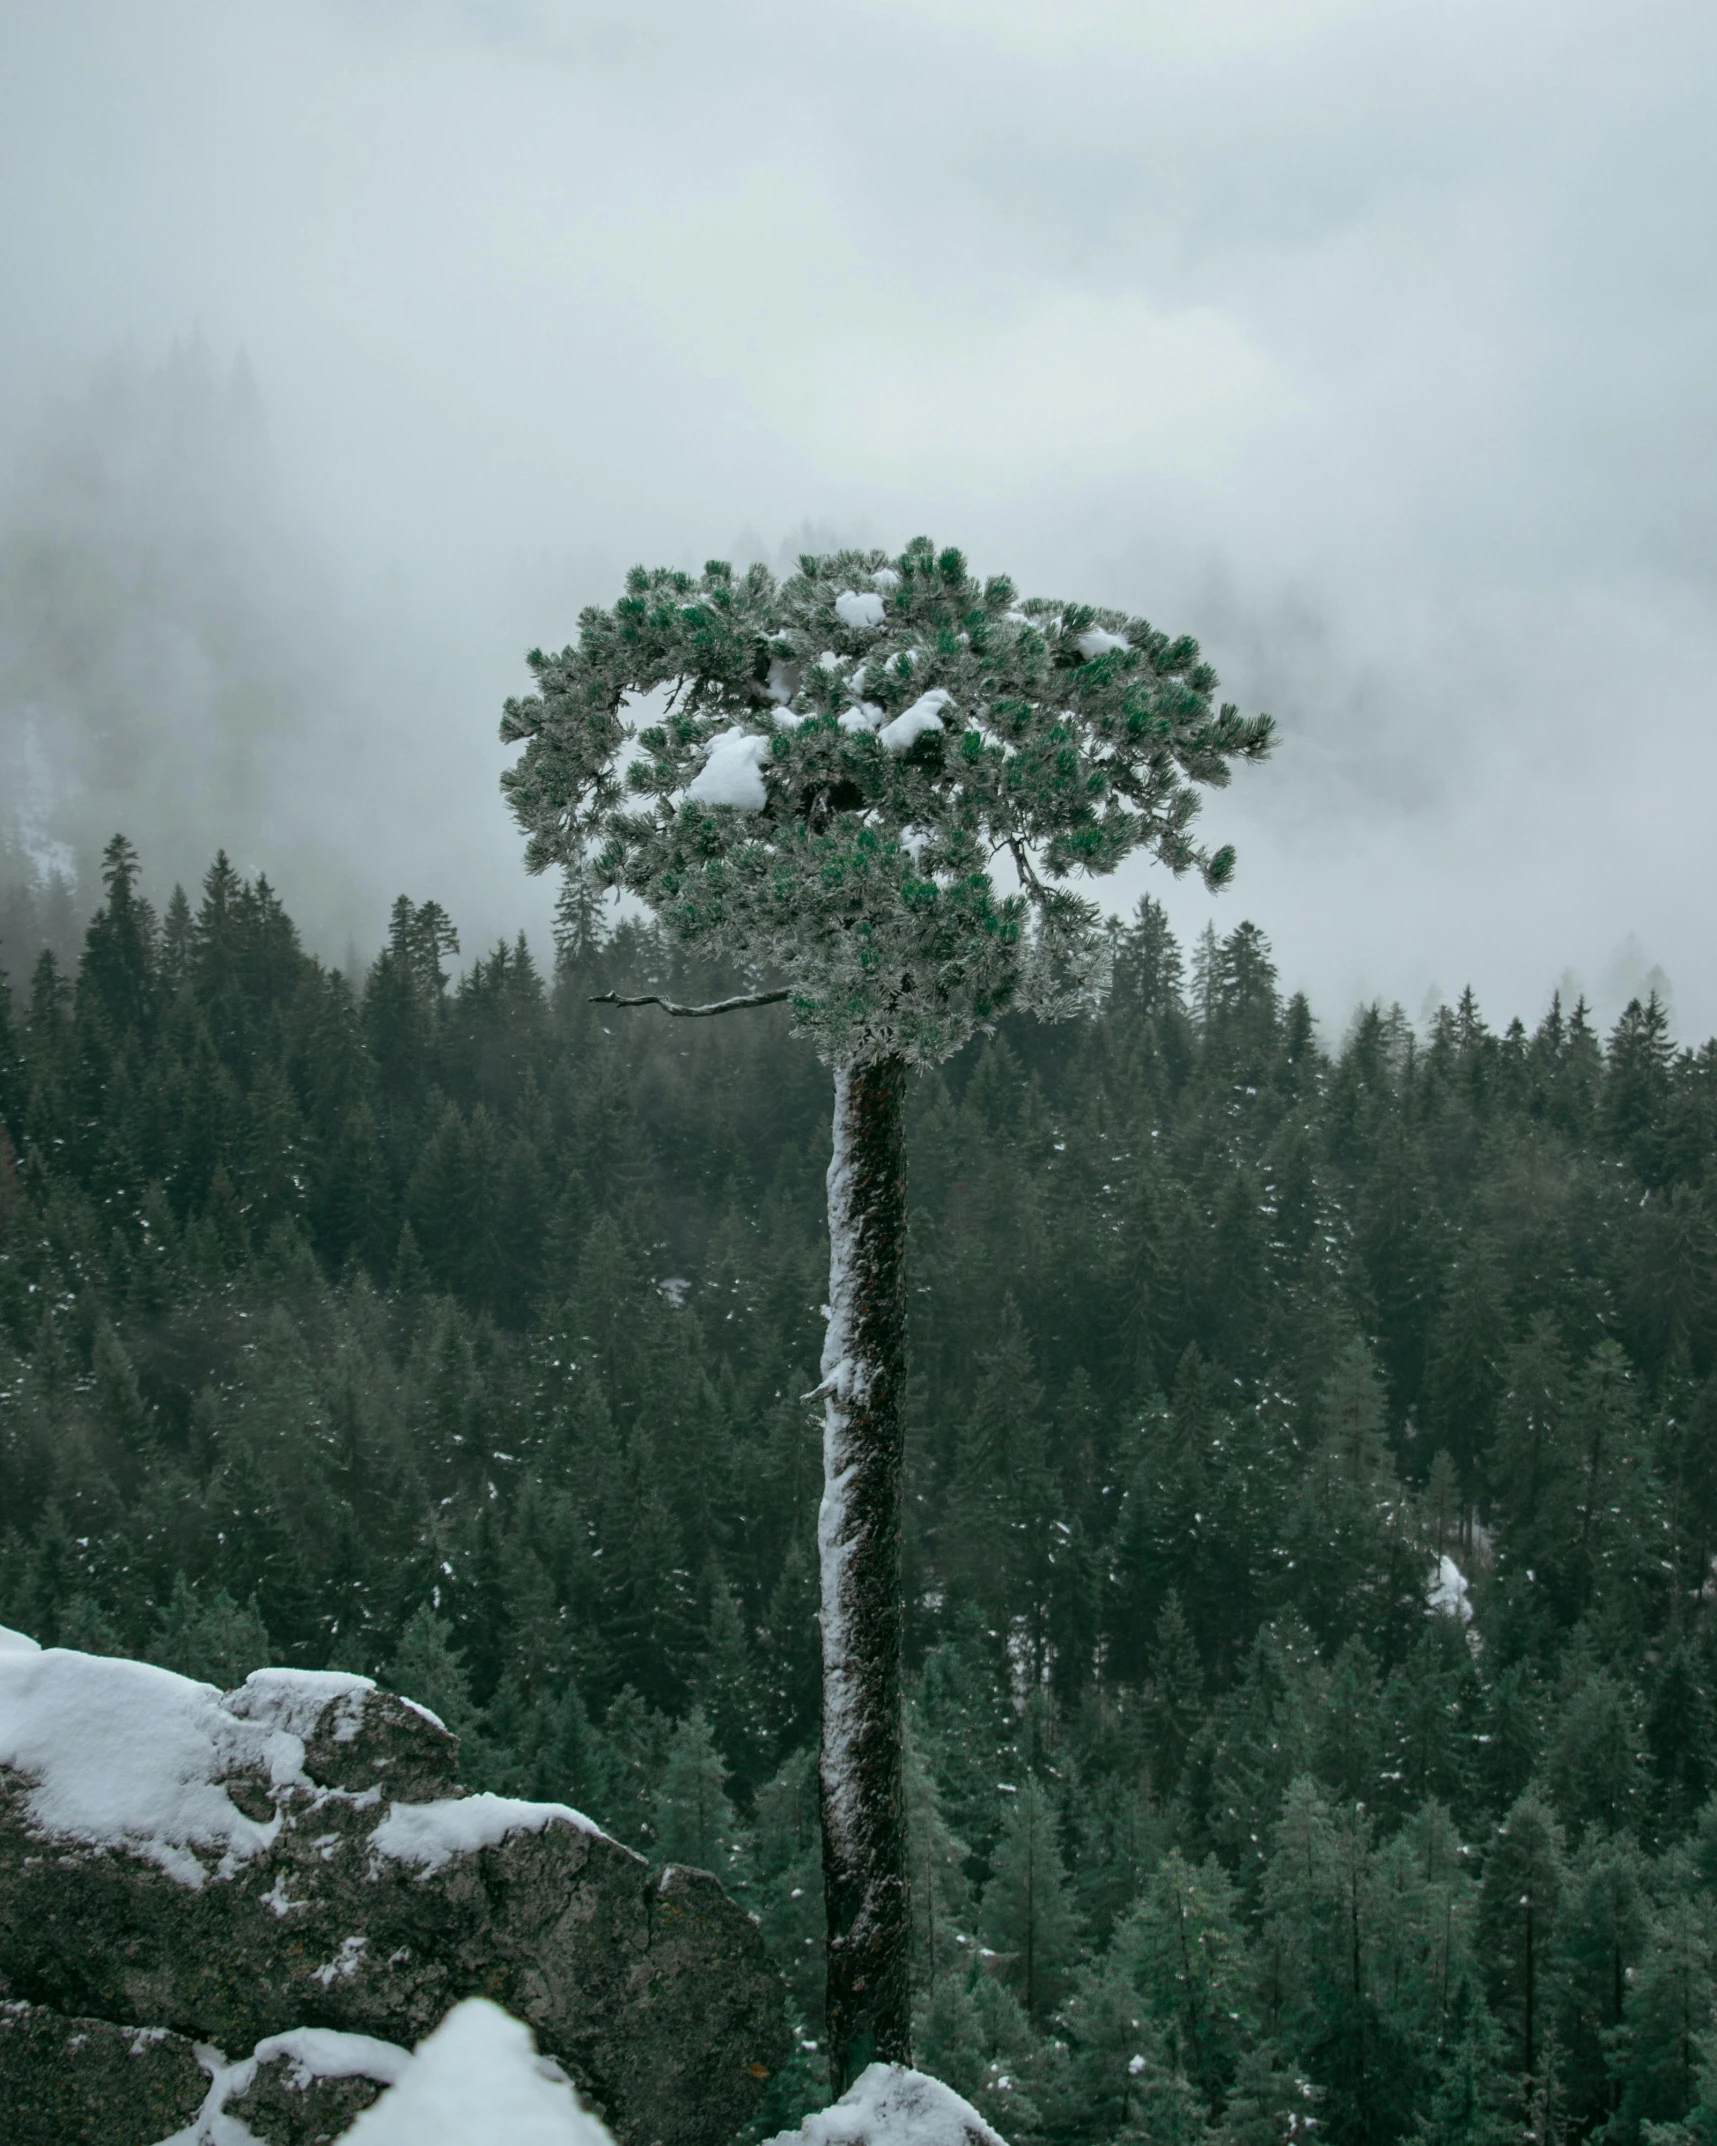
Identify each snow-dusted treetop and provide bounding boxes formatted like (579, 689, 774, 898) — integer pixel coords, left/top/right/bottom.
(501, 539, 1273, 1064)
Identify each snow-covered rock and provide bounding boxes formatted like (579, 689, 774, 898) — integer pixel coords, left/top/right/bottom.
(763, 2062, 1008, 2146)
(155, 2022, 415, 2145)
(0, 1638, 785, 2146)
(336, 1999, 613, 2145)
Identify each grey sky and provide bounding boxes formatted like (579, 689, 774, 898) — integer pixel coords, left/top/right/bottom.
(1, 0, 1712, 1033)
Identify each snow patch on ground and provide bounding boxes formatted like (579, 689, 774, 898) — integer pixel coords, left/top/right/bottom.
(0, 1624, 41, 1655)
(686, 728, 770, 810)
(835, 590, 886, 630)
(1427, 1553, 1473, 1623)
(763, 2062, 1007, 2146)
(368, 1793, 600, 1875)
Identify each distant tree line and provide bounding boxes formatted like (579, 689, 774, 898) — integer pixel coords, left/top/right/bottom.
(4, 835, 1717, 2143)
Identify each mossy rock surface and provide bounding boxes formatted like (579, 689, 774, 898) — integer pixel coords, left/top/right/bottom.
(0, 1997, 208, 2146)
(0, 1651, 787, 2145)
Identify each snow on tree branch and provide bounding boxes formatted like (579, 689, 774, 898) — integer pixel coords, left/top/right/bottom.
(502, 536, 1273, 1066)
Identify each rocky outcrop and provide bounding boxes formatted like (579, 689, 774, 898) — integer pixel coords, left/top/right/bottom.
(221, 2026, 410, 2143)
(0, 1997, 209, 2145)
(0, 1632, 786, 2145)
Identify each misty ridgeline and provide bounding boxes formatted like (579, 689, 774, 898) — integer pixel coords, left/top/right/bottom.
(2, 828, 1717, 2145)
(0, 341, 540, 978)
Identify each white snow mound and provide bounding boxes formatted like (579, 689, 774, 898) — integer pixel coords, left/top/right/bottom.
(878, 691, 952, 753)
(835, 590, 886, 630)
(370, 1792, 599, 1875)
(0, 1647, 312, 1888)
(0, 1644, 605, 1893)
(0, 1624, 41, 1655)
(763, 2062, 1007, 2146)
(228, 1667, 375, 1741)
(336, 1998, 614, 2145)
(255, 2025, 414, 2090)
(1075, 627, 1129, 658)
(686, 727, 769, 810)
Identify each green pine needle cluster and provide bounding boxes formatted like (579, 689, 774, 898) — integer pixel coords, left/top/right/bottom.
(500, 539, 1273, 1063)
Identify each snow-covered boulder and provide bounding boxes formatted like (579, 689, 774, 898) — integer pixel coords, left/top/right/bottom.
(334, 1997, 613, 2145)
(217, 2024, 413, 2142)
(0, 1633, 785, 2146)
(764, 2062, 1008, 2146)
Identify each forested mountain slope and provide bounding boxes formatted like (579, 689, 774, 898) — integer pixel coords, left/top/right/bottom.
(3, 838, 1717, 2144)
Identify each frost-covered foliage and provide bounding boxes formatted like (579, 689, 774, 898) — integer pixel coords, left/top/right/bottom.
(499, 540, 1271, 1064)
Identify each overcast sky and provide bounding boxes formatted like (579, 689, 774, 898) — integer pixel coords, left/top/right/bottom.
(1, 0, 1713, 1035)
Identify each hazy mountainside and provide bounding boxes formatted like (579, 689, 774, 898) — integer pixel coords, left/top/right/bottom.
(0, 346, 551, 975)
(4, 838, 1717, 2143)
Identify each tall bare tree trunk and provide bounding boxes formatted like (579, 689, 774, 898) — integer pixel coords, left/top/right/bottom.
(818, 1054, 911, 2090)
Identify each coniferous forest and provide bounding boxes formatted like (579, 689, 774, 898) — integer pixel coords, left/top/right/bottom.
(7, 836, 1717, 2146)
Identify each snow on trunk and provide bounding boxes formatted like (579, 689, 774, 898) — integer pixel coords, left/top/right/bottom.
(818, 1056, 912, 2091)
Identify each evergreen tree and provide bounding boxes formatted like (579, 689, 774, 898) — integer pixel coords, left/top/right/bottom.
(652, 1706, 741, 1877)
(1555, 1828, 1649, 2134)
(147, 1574, 272, 1690)
(1478, 1789, 1566, 2096)
(77, 834, 157, 1042)
(1117, 1846, 1251, 2105)
(980, 1774, 1085, 2024)
(385, 1602, 482, 1748)
(1425, 1236, 1508, 1495)
(499, 538, 1273, 2089)
(1609, 1863, 1714, 2143)
(1410, 1974, 1515, 2146)
(1146, 1589, 1207, 1802)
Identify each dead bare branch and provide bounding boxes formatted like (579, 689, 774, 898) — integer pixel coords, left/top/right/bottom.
(589, 988, 791, 1019)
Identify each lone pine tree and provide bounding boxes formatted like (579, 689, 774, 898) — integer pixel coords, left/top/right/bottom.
(498, 536, 1272, 2086)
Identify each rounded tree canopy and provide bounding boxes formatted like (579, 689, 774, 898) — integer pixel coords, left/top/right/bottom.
(500, 538, 1273, 1065)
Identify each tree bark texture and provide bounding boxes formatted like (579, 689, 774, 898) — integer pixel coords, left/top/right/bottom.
(818, 1054, 911, 2091)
